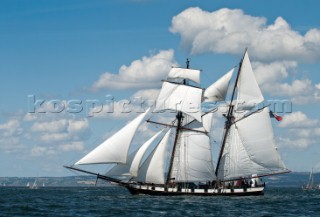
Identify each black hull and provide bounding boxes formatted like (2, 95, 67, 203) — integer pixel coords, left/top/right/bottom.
(126, 185, 264, 196)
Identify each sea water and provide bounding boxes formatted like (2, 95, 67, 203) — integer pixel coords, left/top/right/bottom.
(1, 186, 320, 216)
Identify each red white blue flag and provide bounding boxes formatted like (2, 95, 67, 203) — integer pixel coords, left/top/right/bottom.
(269, 111, 283, 121)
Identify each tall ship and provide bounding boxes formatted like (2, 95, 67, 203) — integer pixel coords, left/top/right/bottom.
(65, 50, 290, 196)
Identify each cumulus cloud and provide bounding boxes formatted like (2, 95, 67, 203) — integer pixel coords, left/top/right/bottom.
(279, 111, 318, 128)
(0, 119, 24, 151)
(277, 129, 320, 149)
(29, 117, 90, 156)
(132, 89, 160, 101)
(277, 112, 320, 149)
(33, 118, 90, 143)
(263, 79, 313, 97)
(31, 119, 68, 133)
(58, 141, 85, 151)
(88, 89, 160, 119)
(258, 78, 320, 105)
(1, 106, 92, 157)
(278, 137, 316, 149)
(31, 146, 56, 156)
(253, 61, 297, 85)
(0, 119, 23, 137)
(91, 49, 176, 90)
(251, 60, 320, 104)
(170, 7, 320, 62)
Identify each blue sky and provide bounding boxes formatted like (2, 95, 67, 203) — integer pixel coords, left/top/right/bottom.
(1, 0, 320, 177)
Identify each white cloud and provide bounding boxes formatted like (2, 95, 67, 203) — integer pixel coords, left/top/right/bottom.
(67, 119, 89, 136)
(277, 126, 320, 149)
(288, 128, 320, 138)
(259, 78, 320, 105)
(279, 111, 318, 128)
(0, 137, 23, 152)
(132, 89, 160, 102)
(59, 141, 85, 151)
(31, 146, 56, 156)
(88, 99, 147, 119)
(88, 89, 160, 119)
(316, 83, 320, 90)
(0, 119, 24, 151)
(34, 118, 90, 143)
(278, 137, 316, 149)
(2, 110, 92, 156)
(263, 79, 313, 97)
(91, 49, 176, 90)
(253, 61, 297, 85)
(0, 119, 23, 137)
(251, 59, 319, 104)
(251, 60, 320, 104)
(40, 132, 69, 143)
(170, 7, 320, 62)
(275, 111, 320, 150)
(31, 119, 68, 133)
(277, 113, 320, 149)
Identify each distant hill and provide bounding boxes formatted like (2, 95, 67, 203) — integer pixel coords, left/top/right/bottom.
(264, 172, 320, 187)
(0, 172, 319, 188)
(0, 176, 109, 187)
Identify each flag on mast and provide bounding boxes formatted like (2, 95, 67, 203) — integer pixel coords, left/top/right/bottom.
(269, 111, 283, 121)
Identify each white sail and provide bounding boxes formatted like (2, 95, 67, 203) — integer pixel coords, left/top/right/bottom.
(217, 107, 287, 180)
(180, 112, 213, 133)
(75, 109, 150, 165)
(129, 130, 164, 177)
(236, 52, 264, 110)
(218, 51, 287, 180)
(168, 67, 201, 84)
(307, 168, 314, 188)
(170, 118, 215, 182)
(202, 112, 214, 133)
(105, 151, 137, 177)
(155, 81, 203, 122)
(136, 129, 172, 184)
(204, 68, 234, 102)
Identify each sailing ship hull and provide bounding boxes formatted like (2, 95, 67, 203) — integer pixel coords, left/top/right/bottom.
(126, 184, 264, 196)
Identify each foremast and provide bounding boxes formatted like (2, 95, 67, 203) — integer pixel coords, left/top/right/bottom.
(166, 59, 189, 185)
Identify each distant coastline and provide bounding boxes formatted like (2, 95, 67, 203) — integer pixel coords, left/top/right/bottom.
(0, 175, 110, 187)
(0, 172, 319, 188)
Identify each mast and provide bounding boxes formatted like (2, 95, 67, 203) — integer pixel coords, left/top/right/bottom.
(166, 58, 189, 184)
(215, 49, 247, 177)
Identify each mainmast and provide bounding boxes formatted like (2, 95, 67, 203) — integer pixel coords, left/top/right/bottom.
(166, 58, 189, 184)
(215, 49, 247, 178)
